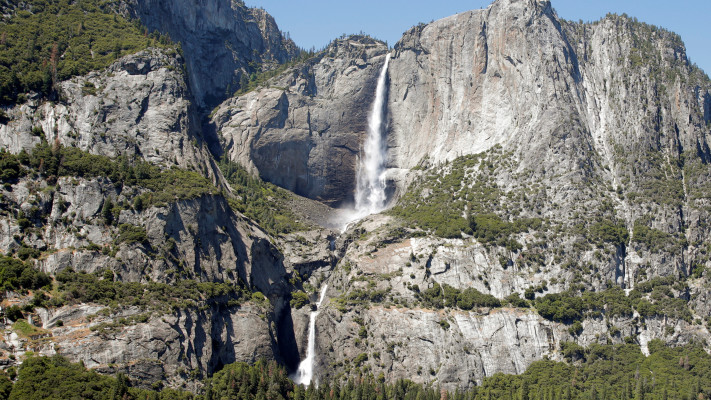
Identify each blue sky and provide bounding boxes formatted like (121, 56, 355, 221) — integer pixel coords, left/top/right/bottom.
(245, 0, 710, 75)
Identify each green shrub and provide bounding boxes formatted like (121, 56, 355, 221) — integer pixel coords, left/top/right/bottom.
(54, 268, 250, 312)
(218, 159, 308, 235)
(505, 292, 529, 308)
(588, 219, 629, 247)
(24, 142, 217, 210)
(0, 255, 51, 292)
(0, 150, 22, 181)
(568, 320, 583, 336)
(535, 292, 585, 323)
(289, 291, 309, 309)
(358, 326, 368, 338)
(632, 221, 683, 253)
(11, 319, 43, 337)
(5, 305, 23, 322)
(535, 284, 690, 324)
(116, 224, 148, 246)
(415, 282, 501, 310)
(16, 246, 40, 260)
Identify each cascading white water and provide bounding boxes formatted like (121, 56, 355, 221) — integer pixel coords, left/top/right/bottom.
(353, 53, 391, 218)
(292, 285, 328, 386)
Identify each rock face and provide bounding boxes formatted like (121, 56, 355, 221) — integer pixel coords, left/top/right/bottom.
(387, 0, 710, 170)
(306, 219, 710, 389)
(316, 303, 707, 390)
(382, 0, 711, 282)
(229, 0, 710, 389)
(2, 0, 711, 393)
(212, 36, 389, 206)
(122, 0, 299, 108)
(387, 0, 580, 169)
(0, 5, 306, 387)
(0, 171, 298, 388)
(0, 48, 213, 173)
(23, 303, 275, 391)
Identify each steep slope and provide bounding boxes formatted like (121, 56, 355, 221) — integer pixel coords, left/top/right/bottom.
(294, 0, 710, 389)
(2, 0, 711, 393)
(212, 36, 389, 206)
(121, 0, 299, 108)
(0, 1, 324, 390)
(0, 49, 214, 173)
(386, 0, 711, 283)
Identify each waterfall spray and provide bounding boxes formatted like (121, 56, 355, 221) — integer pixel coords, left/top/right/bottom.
(354, 53, 391, 218)
(292, 285, 329, 386)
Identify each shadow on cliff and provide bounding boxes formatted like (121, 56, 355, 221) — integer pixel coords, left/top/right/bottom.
(276, 307, 300, 372)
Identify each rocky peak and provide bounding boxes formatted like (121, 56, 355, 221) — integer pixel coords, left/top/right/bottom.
(121, 0, 299, 109)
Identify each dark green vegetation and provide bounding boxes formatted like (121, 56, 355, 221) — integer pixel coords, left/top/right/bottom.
(233, 48, 318, 96)
(30, 141, 216, 207)
(0, 257, 252, 324)
(0, 254, 50, 293)
(52, 268, 249, 313)
(414, 282, 501, 310)
(335, 267, 694, 330)
(0, 141, 217, 240)
(482, 341, 710, 400)
(5, 356, 463, 400)
(231, 35, 383, 98)
(6, 355, 191, 399)
(534, 277, 692, 325)
(390, 153, 491, 238)
(0, 0, 172, 105)
(390, 149, 548, 245)
(7, 341, 711, 400)
(469, 214, 543, 251)
(290, 290, 310, 309)
(2, 142, 311, 241)
(218, 159, 308, 235)
(1, 141, 216, 209)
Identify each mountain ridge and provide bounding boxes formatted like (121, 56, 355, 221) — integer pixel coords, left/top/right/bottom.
(0, 0, 710, 394)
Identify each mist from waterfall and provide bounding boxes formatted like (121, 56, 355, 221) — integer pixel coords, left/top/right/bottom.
(291, 285, 329, 386)
(353, 53, 391, 220)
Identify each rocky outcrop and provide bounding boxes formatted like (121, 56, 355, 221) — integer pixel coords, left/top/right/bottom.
(0, 174, 290, 295)
(316, 303, 707, 390)
(0, 48, 214, 174)
(212, 36, 389, 206)
(121, 0, 299, 108)
(310, 217, 710, 389)
(0, 168, 297, 387)
(6, 303, 275, 391)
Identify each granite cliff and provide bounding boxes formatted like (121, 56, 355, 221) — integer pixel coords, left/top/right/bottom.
(120, 0, 299, 109)
(1, 0, 710, 393)
(212, 36, 389, 206)
(212, 0, 711, 389)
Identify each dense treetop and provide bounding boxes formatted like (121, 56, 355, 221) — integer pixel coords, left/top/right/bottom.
(0, 0, 173, 104)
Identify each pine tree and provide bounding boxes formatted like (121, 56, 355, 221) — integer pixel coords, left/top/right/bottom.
(520, 379, 529, 400)
(111, 372, 129, 400)
(102, 197, 114, 225)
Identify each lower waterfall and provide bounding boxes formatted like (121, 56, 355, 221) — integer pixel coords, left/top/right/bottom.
(291, 284, 329, 386)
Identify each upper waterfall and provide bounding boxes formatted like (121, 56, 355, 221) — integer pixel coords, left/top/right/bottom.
(353, 53, 391, 218)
